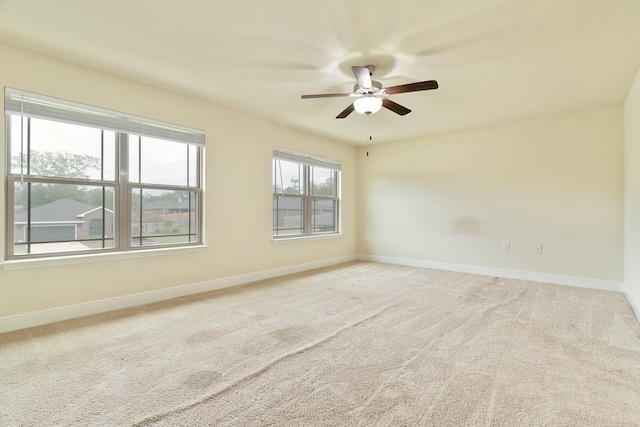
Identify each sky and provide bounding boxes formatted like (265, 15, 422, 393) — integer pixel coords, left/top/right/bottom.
(9, 116, 197, 188)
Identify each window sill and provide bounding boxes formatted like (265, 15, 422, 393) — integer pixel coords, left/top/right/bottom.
(272, 233, 342, 245)
(1, 245, 209, 271)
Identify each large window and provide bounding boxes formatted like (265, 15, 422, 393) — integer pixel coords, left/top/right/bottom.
(4, 88, 204, 259)
(273, 147, 340, 238)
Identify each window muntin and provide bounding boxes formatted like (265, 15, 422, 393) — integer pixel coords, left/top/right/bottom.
(5, 88, 204, 259)
(272, 148, 340, 238)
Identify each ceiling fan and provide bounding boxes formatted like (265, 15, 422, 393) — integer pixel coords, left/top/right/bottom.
(301, 65, 438, 119)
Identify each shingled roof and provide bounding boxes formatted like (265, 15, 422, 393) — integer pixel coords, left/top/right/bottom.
(14, 198, 99, 223)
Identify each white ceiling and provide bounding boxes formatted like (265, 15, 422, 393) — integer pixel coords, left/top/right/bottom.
(1, 0, 639, 146)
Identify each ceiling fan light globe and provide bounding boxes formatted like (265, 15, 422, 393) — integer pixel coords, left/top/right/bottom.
(354, 97, 383, 115)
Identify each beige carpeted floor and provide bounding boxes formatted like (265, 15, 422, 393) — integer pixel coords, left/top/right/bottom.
(1, 261, 640, 426)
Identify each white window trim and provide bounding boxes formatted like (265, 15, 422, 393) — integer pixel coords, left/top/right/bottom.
(1, 244, 209, 271)
(271, 233, 343, 244)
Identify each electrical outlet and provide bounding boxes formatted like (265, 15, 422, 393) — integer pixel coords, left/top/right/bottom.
(534, 244, 542, 254)
(502, 242, 510, 251)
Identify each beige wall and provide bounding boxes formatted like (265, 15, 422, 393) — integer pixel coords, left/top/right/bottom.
(0, 41, 357, 317)
(0, 39, 632, 323)
(625, 67, 640, 311)
(357, 104, 624, 281)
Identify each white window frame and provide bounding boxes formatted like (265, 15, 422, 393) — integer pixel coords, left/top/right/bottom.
(272, 147, 341, 239)
(4, 88, 205, 260)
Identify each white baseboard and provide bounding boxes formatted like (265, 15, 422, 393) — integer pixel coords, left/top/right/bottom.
(623, 285, 640, 321)
(2, 254, 630, 334)
(357, 254, 624, 292)
(0, 255, 357, 334)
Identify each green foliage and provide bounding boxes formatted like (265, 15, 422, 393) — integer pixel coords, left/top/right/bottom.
(83, 188, 115, 209)
(312, 176, 335, 196)
(278, 176, 335, 196)
(15, 183, 116, 210)
(284, 177, 300, 195)
(148, 191, 191, 203)
(13, 150, 110, 209)
(14, 150, 190, 210)
(14, 150, 101, 179)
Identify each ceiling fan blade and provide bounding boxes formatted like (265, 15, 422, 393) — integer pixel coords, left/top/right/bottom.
(382, 98, 411, 116)
(301, 93, 352, 99)
(385, 80, 438, 95)
(352, 66, 372, 89)
(336, 103, 355, 119)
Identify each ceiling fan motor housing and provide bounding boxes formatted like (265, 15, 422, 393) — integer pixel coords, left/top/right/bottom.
(354, 80, 383, 93)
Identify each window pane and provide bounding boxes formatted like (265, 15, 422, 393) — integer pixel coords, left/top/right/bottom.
(9, 115, 25, 175)
(189, 192, 199, 237)
(188, 144, 198, 187)
(129, 135, 140, 183)
(273, 159, 305, 195)
(131, 188, 198, 246)
(273, 196, 305, 236)
(310, 167, 336, 197)
(19, 118, 115, 180)
(312, 199, 336, 234)
(103, 132, 116, 181)
(12, 182, 115, 255)
(130, 135, 194, 186)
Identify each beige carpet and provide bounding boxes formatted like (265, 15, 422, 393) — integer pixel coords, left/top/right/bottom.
(1, 261, 640, 426)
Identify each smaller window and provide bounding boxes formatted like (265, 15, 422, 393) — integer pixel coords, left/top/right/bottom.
(272, 148, 340, 238)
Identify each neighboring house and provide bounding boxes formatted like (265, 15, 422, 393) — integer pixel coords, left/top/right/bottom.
(135, 200, 195, 235)
(273, 197, 336, 233)
(145, 200, 194, 215)
(13, 198, 114, 243)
